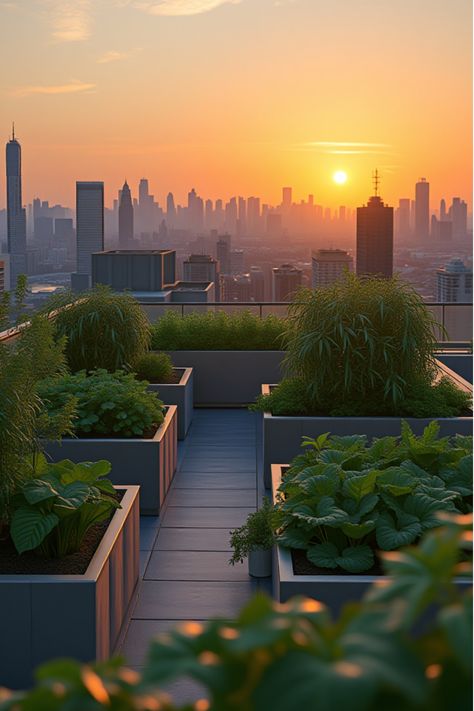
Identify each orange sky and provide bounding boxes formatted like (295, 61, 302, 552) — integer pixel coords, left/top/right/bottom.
(0, 0, 472, 210)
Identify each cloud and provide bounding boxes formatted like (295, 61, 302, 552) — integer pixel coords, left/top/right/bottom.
(97, 48, 142, 63)
(307, 141, 391, 148)
(12, 81, 96, 97)
(41, 0, 92, 42)
(296, 141, 394, 156)
(131, 0, 241, 17)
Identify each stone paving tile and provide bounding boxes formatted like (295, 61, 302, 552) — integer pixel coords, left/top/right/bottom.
(154, 527, 233, 551)
(180, 461, 255, 473)
(174, 472, 256, 489)
(139, 550, 151, 577)
(145, 550, 248, 582)
(140, 521, 160, 551)
(167, 488, 256, 507)
(162, 506, 255, 528)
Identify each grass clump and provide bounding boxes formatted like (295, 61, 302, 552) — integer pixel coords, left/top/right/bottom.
(134, 352, 174, 383)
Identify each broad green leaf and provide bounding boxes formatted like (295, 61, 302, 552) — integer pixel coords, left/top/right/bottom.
(307, 542, 339, 569)
(377, 467, 415, 496)
(278, 528, 313, 550)
(376, 511, 421, 550)
(22, 478, 59, 505)
(341, 520, 376, 540)
(292, 496, 348, 527)
(342, 470, 378, 502)
(403, 494, 448, 531)
(11, 507, 59, 554)
(336, 545, 374, 573)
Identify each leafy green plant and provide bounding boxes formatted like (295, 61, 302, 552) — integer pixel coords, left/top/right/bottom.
(38, 369, 165, 438)
(150, 310, 287, 351)
(273, 422, 472, 572)
(229, 497, 276, 565)
(134, 352, 174, 383)
(10, 456, 119, 558)
(1, 516, 471, 711)
(48, 285, 151, 372)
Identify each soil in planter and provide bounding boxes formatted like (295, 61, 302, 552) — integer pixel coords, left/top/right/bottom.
(74, 424, 161, 440)
(291, 549, 385, 577)
(0, 491, 124, 575)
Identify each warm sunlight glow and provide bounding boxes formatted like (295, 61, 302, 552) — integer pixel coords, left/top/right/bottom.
(333, 170, 348, 185)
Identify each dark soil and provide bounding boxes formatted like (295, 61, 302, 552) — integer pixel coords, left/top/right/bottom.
(73, 423, 161, 440)
(291, 548, 385, 576)
(0, 491, 124, 575)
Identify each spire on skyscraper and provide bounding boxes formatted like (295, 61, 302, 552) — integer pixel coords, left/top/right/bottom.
(372, 169, 380, 196)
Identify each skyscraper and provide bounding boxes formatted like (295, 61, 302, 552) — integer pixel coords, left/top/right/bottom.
(450, 197, 468, 240)
(397, 198, 411, 236)
(272, 264, 302, 301)
(356, 172, 393, 279)
(312, 249, 353, 287)
(436, 259, 472, 303)
(282, 187, 292, 209)
(6, 125, 27, 286)
(216, 234, 231, 275)
(415, 178, 430, 240)
(75, 182, 104, 289)
(118, 180, 134, 248)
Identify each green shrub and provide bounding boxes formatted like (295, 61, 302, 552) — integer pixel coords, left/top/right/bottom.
(38, 370, 165, 438)
(1, 517, 471, 710)
(150, 310, 286, 350)
(50, 285, 151, 372)
(10, 456, 119, 558)
(134, 352, 174, 383)
(273, 422, 472, 573)
(229, 497, 276, 565)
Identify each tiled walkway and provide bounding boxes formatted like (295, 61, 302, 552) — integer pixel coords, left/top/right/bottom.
(120, 409, 266, 702)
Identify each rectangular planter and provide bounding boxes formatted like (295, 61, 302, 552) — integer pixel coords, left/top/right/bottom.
(167, 350, 285, 405)
(44, 406, 178, 515)
(0, 485, 140, 690)
(147, 367, 194, 440)
(262, 361, 472, 488)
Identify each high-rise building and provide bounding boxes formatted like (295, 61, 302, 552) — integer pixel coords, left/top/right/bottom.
(436, 259, 472, 303)
(282, 187, 292, 209)
(166, 192, 176, 226)
(6, 126, 27, 286)
(216, 234, 231, 274)
(230, 249, 244, 275)
(450, 197, 468, 240)
(312, 249, 353, 288)
(75, 182, 104, 289)
(440, 199, 447, 221)
(249, 266, 265, 301)
(415, 178, 430, 240)
(397, 198, 411, 236)
(247, 196, 261, 234)
(272, 263, 302, 301)
(183, 254, 219, 291)
(118, 180, 134, 248)
(356, 174, 393, 279)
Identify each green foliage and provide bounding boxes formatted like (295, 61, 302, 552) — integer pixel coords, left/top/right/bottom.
(49, 285, 151, 372)
(134, 351, 174, 383)
(2, 517, 471, 711)
(229, 497, 276, 565)
(150, 310, 287, 351)
(38, 369, 165, 438)
(274, 422, 472, 572)
(10, 455, 119, 558)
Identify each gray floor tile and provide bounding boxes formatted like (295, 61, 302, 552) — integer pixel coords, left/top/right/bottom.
(145, 550, 248, 581)
(174, 472, 256, 489)
(140, 526, 160, 551)
(154, 527, 233, 551)
(180, 461, 255, 473)
(162, 507, 255, 528)
(167, 488, 256, 507)
(140, 550, 151, 577)
(121, 619, 181, 665)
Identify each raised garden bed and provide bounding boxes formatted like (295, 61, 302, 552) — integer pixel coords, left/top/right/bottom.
(262, 359, 473, 487)
(436, 353, 473, 383)
(0, 485, 140, 690)
(167, 350, 285, 405)
(147, 366, 193, 439)
(43, 406, 178, 515)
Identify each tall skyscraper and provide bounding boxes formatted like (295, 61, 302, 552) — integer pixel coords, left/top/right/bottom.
(75, 182, 104, 289)
(118, 180, 134, 248)
(415, 177, 430, 240)
(282, 187, 292, 209)
(272, 263, 302, 301)
(397, 198, 411, 236)
(356, 172, 393, 279)
(216, 234, 231, 274)
(450, 197, 468, 240)
(183, 254, 220, 299)
(166, 192, 176, 226)
(312, 249, 353, 287)
(6, 125, 27, 286)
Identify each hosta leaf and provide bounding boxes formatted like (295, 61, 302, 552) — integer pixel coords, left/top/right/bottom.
(300, 474, 338, 498)
(53, 481, 91, 510)
(307, 542, 339, 569)
(367, 436, 398, 462)
(293, 496, 348, 527)
(376, 511, 421, 550)
(11, 507, 59, 554)
(377, 467, 415, 496)
(22, 478, 59, 505)
(340, 453, 365, 471)
(342, 470, 378, 502)
(319, 449, 348, 465)
(341, 520, 376, 540)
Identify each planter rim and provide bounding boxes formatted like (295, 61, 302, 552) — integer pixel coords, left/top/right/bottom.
(147, 366, 192, 388)
(165, 349, 286, 354)
(0, 484, 140, 583)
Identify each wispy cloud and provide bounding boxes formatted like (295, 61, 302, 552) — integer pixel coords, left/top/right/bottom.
(12, 81, 96, 97)
(41, 0, 92, 42)
(97, 48, 143, 64)
(296, 141, 394, 156)
(131, 0, 241, 17)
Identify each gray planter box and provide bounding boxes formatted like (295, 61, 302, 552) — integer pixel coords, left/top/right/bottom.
(262, 361, 472, 488)
(147, 367, 194, 440)
(167, 351, 285, 405)
(0, 485, 140, 690)
(44, 406, 178, 515)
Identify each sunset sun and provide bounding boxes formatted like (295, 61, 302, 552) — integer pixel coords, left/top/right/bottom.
(333, 170, 348, 185)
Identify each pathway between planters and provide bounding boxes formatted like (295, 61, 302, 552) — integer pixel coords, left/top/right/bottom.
(119, 408, 268, 704)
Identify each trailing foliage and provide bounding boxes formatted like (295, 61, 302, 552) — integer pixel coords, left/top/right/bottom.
(1, 516, 471, 710)
(229, 497, 276, 565)
(38, 369, 165, 438)
(10, 456, 119, 558)
(274, 422, 472, 572)
(48, 285, 151, 372)
(134, 351, 174, 383)
(150, 310, 287, 350)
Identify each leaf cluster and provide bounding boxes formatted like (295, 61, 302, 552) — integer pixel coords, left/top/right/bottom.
(38, 369, 165, 438)
(2, 517, 471, 711)
(134, 351, 174, 383)
(229, 497, 276, 565)
(10, 456, 119, 558)
(274, 422, 472, 572)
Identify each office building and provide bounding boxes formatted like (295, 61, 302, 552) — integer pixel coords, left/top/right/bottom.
(249, 266, 265, 301)
(312, 249, 353, 287)
(415, 178, 430, 240)
(216, 234, 231, 274)
(118, 180, 134, 248)
(450, 198, 468, 240)
(183, 254, 219, 298)
(6, 126, 27, 287)
(230, 249, 245, 275)
(397, 198, 411, 236)
(282, 187, 292, 209)
(436, 259, 472, 303)
(220, 273, 252, 302)
(356, 175, 393, 278)
(272, 263, 302, 301)
(74, 182, 104, 290)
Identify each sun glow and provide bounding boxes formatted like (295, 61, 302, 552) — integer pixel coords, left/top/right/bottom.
(333, 170, 348, 185)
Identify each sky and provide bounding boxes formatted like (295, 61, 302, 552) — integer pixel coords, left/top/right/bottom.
(0, 0, 472, 210)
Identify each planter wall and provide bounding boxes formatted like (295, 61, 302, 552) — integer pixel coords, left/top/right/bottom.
(0, 485, 140, 690)
(262, 361, 472, 488)
(167, 351, 285, 405)
(436, 353, 472, 383)
(147, 367, 194, 440)
(44, 406, 178, 515)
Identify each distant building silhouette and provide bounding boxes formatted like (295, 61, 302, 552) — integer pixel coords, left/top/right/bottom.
(415, 178, 430, 240)
(6, 125, 27, 286)
(74, 181, 104, 290)
(183, 253, 220, 300)
(118, 180, 134, 248)
(249, 266, 265, 301)
(0, 254, 10, 292)
(436, 259, 472, 303)
(272, 263, 302, 301)
(312, 249, 353, 287)
(450, 197, 468, 240)
(356, 172, 393, 279)
(216, 234, 231, 274)
(397, 198, 411, 236)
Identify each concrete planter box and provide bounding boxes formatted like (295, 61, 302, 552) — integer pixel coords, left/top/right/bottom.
(147, 367, 194, 440)
(0, 485, 140, 690)
(44, 406, 178, 515)
(167, 350, 285, 405)
(262, 361, 472, 488)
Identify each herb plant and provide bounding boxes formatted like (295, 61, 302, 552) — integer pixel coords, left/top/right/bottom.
(134, 352, 174, 383)
(10, 456, 119, 558)
(274, 422, 472, 573)
(229, 497, 276, 565)
(38, 369, 165, 438)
